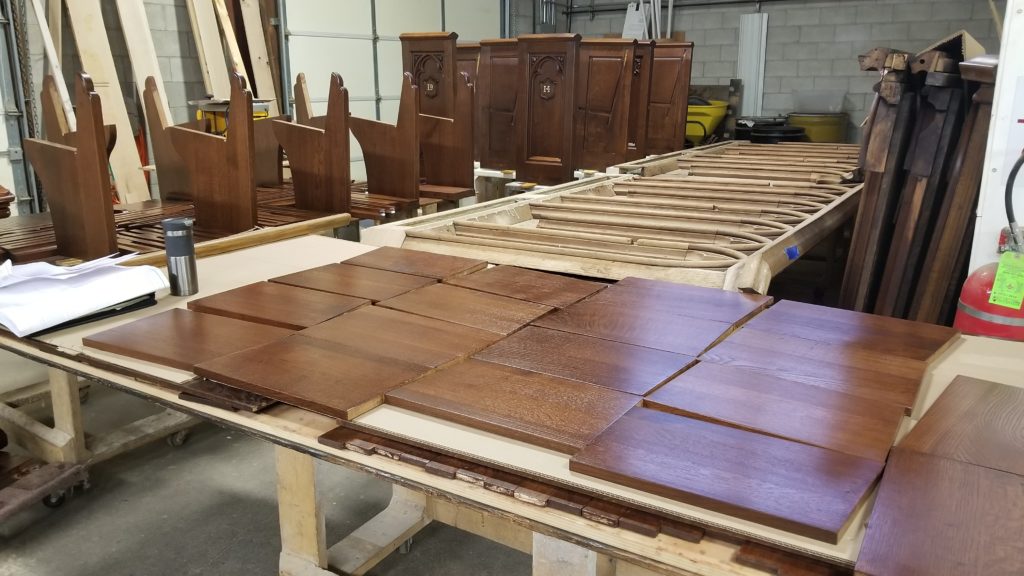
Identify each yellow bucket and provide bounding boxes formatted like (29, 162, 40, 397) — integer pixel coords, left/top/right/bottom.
(787, 113, 849, 143)
(686, 100, 728, 145)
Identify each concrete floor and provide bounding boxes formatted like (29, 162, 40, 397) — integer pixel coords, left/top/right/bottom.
(0, 385, 530, 576)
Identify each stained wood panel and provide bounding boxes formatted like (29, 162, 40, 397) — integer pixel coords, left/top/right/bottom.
(195, 334, 427, 420)
(344, 246, 486, 280)
(899, 375, 1024, 476)
(270, 263, 436, 302)
(457, 42, 481, 161)
(385, 359, 639, 453)
(515, 34, 580, 185)
(349, 74, 420, 201)
(626, 41, 654, 160)
(475, 326, 693, 395)
(445, 265, 605, 308)
(299, 306, 501, 369)
(855, 449, 1024, 576)
(605, 277, 772, 324)
(574, 39, 635, 171)
(477, 39, 518, 170)
(645, 42, 693, 155)
(569, 407, 883, 543)
(645, 362, 904, 462)
(83, 309, 293, 371)
(401, 32, 458, 120)
(142, 77, 190, 201)
(378, 284, 552, 335)
(186, 281, 368, 330)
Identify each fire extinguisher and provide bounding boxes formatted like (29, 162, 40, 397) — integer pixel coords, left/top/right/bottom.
(954, 147, 1024, 340)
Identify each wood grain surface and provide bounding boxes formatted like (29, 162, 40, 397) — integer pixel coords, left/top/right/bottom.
(378, 284, 553, 335)
(344, 246, 486, 280)
(194, 334, 428, 420)
(735, 542, 844, 576)
(187, 281, 368, 330)
(270, 263, 436, 302)
(644, 362, 903, 462)
(855, 449, 1024, 576)
(475, 326, 693, 395)
(385, 359, 639, 453)
(445, 265, 606, 308)
(569, 407, 883, 543)
(300, 306, 501, 369)
(83, 309, 293, 371)
(605, 277, 772, 324)
(899, 375, 1024, 476)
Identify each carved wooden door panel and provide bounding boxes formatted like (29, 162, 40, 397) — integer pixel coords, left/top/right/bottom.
(574, 39, 636, 171)
(646, 42, 693, 155)
(401, 32, 458, 120)
(627, 41, 654, 160)
(515, 34, 580, 185)
(478, 39, 518, 170)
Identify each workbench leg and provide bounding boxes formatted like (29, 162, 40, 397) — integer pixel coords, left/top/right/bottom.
(276, 446, 331, 576)
(532, 533, 615, 576)
(48, 368, 89, 462)
(326, 485, 430, 575)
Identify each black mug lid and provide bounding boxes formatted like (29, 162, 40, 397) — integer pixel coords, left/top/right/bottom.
(161, 217, 194, 233)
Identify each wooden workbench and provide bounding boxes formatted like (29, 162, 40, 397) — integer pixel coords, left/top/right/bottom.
(1, 235, 1021, 576)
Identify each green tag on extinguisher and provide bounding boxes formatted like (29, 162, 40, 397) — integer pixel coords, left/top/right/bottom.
(989, 251, 1024, 310)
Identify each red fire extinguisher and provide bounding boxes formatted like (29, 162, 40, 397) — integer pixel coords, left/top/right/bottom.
(954, 148, 1024, 340)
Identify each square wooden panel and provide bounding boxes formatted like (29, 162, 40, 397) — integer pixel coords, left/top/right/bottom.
(83, 308, 293, 371)
(605, 277, 772, 325)
(299, 306, 502, 369)
(475, 326, 694, 395)
(270, 263, 436, 302)
(187, 281, 369, 330)
(899, 375, 1024, 476)
(644, 362, 904, 462)
(378, 283, 553, 335)
(385, 359, 639, 453)
(194, 334, 429, 420)
(569, 407, 883, 543)
(445, 265, 606, 308)
(343, 246, 486, 280)
(855, 449, 1024, 576)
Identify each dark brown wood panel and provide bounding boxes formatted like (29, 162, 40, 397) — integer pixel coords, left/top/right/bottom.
(143, 76, 190, 201)
(83, 308, 293, 371)
(478, 39, 519, 170)
(195, 334, 428, 420)
(569, 407, 883, 543)
(606, 277, 772, 325)
(270, 263, 436, 302)
(457, 42, 481, 161)
(475, 326, 693, 395)
(644, 362, 903, 462)
(899, 375, 1024, 476)
(626, 41, 654, 160)
(385, 359, 639, 453)
(300, 306, 501, 369)
(401, 32, 458, 120)
(855, 449, 1024, 576)
(349, 74, 420, 201)
(186, 281, 368, 330)
(378, 283, 552, 335)
(574, 39, 636, 171)
(445, 265, 605, 308)
(645, 42, 693, 155)
(343, 246, 486, 280)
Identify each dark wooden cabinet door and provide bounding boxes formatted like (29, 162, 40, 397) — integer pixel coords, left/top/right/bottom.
(401, 32, 458, 120)
(478, 39, 519, 170)
(626, 41, 654, 161)
(515, 34, 580, 185)
(457, 43, 482, 161)
(645, 42, 693, 155)
(574, 39, 636, 171)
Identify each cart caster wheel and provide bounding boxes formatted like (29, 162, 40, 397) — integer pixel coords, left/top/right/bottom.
(42, 492, 66, 508)
(167, 430, 189, 447)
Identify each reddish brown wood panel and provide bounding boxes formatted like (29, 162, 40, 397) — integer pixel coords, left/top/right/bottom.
(194, 334, 428, 420)
(444, 265, 605, 308)
(457, 42, 481, 162)
(401, 32, 458, 120)
(343, 246, 486, 280)
(419, 73, 475, 190)
(186, 281, 368, 330)
(477, 39, 519, 171)
(626, 41, 654, 160)
(475, 325, 694, 395)
(735, 543, 845, 576)
(385, 359, 639, 453)
(349, 74, 420, 201)
(270, 263, 436, 302)
(378, 283, 552, 335)
(142, 77, 190, 201)
(644, 362, 904, 462)
(574, 39, 636, 171)
(515, 34, 580, 185)
(606, 277, 772, 325)
(855, 449, 1024, 576)
(83, 308, 293, 371)
(569, 407, 883, 543)
(299, 305, 501, 369)
(899, 375, 1024, 476)
(645, 42, 693, 155)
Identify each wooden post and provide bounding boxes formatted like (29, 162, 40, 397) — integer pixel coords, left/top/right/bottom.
(275, 446, 330, 576)
(48, 368, 88, 462)
(532, 533, 615, 576)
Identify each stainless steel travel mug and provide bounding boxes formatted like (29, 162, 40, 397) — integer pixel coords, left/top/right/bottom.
(162, 217, 198, 296)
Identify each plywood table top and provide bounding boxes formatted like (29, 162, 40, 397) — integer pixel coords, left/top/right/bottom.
(344, 246, 487, 280)
(270, 263, 436, 302)
(569, 407, 883, 543)
(854, 449, 1024, 576)
(475, 326, 694, 395)
(187, 281, 369, 330)
(644, 362, 904, 462)
(378, 283, 553, 335)
(385, 359, 640, 453)
(445, 265, 607, 308)
(82, 308, 293, 371)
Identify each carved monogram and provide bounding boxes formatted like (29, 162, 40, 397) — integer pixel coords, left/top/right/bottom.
(531, 54, 565, 101)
